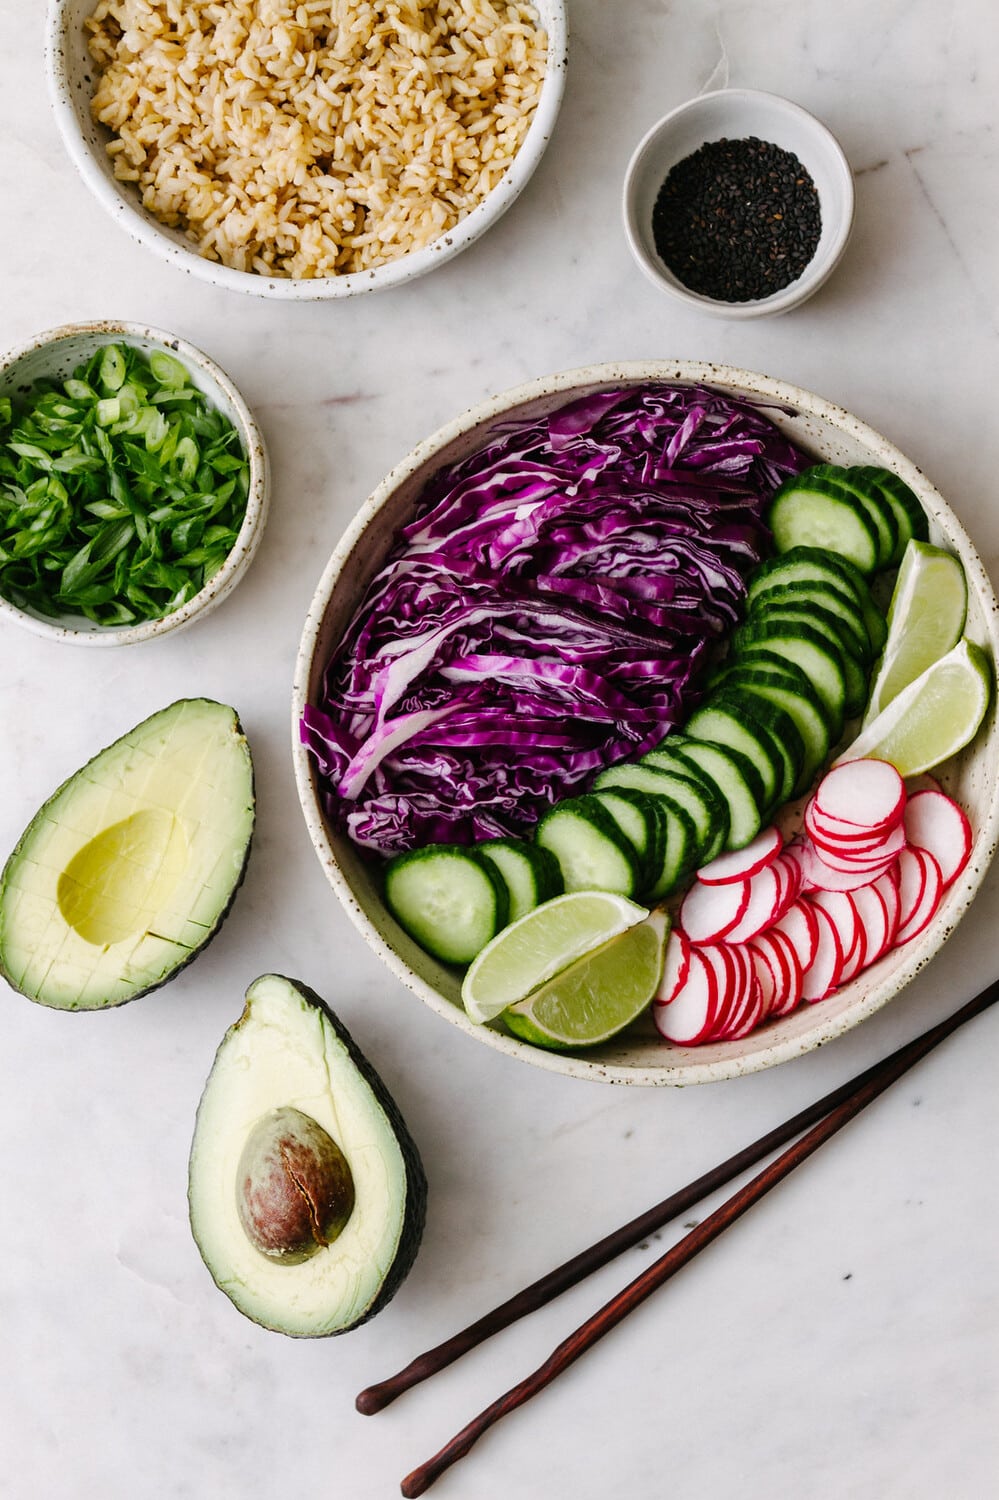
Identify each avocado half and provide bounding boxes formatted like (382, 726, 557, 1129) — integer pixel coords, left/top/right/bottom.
(188, 974, 428, 1337)
(0, 699, 254, 1011)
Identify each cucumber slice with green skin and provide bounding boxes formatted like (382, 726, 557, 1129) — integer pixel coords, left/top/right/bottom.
(587, 789, 663, 892)
(594, 761, 727, 866)
(746, 546, 887, 654)
(766, 469, 882, 575)
(384, 846, 510, 966)
(534, 796, 641, 898)
(684, 692, 803, 814)
(707, 663, 831, 792)
(735, 608, 869, 719)
(848, 466, 929, 552)
(744, 586, 872, 664)
(728, 619, 849, 725)
(644, 796, 699, 902)
(807, 464, 900, 569)
(478, 839, 563, 923)
(664, 735, 765, 851)
(706, 690, 805, 810)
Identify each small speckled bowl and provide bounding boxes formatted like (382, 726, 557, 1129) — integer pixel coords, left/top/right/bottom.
(46, 0, 568, 300)
(0, 321, 269, 646)
(293, 361, 999, 1086)
(623, 89, 855, 318)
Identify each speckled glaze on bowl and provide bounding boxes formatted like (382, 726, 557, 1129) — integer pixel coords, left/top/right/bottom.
(623, 90, 855, 319)
(46, 0, 568, 300)
(292, 361, 999, 1085)
(0, 321, 269, 646)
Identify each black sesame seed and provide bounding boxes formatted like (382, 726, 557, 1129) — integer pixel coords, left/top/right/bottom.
(651, 136, 822, 302)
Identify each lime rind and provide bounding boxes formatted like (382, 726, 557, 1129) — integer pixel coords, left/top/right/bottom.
(841, 637, 992, 777)
(461, 890, 649, 1025)
(863, 541, 968, 727)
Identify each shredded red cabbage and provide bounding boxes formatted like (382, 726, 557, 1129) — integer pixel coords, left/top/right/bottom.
(302, 383, 811, 853)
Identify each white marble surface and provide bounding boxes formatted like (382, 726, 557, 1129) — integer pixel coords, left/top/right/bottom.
(2, 2, 999, 1497)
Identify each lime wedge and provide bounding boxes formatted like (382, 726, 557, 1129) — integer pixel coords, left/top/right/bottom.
(504, 909, 669, 1050)
(862, 541, 968, 726)
(840, 637, 992, 776)
(461, 890, 648, 1025)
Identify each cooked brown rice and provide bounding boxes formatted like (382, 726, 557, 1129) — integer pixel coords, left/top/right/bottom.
(85, 0, 548, 279)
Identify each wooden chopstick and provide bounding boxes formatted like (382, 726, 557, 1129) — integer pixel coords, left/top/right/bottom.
(377, 977, 999, 1497)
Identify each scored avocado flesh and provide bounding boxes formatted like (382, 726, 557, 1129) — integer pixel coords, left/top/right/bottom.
(0, 698, 254, 1010)
(188, 974, 427, 1337)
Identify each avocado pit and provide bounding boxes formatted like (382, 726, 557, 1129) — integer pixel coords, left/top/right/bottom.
(237, 1106, 355, 1265)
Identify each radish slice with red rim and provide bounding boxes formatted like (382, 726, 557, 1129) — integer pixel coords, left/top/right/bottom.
(847, 883, 892, 969)
(653, 947, 720, 1045)
(697, 825, 783, 885)
(771, 898, 820, 974)
(656, 928, 691, 1004)
(872, 868, 901, 946)
(894, 848, 945, 946)
(903, 789, 972, 888)
(723, 865, 785, 944)
(801, 900, 845, 1001)
(895, 845, 930, 931)
(814, 758, 906, 832)
(751, 928, 803, 1017)
(679, 876, 750, 943)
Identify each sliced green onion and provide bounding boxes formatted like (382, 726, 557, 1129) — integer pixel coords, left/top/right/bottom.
(0, 341, 250, 625)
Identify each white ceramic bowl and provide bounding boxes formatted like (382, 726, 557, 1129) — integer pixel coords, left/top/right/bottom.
(0, 321, 269, 646)
(623, 90, 855, 318)
(46, 0, 568, 301)
(293, 361, 999, 1086)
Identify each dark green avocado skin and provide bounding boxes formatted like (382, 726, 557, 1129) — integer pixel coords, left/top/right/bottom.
(0, 698, 255, 1010)
(290, 976, 429, 1331)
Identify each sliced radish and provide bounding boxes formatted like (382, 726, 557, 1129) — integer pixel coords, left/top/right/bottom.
(655, 928, 691, 1004)
(813, 889, 866, 983)
(725, 969, 768, 1039)
(813, 757, 906, 832)
(894, 848, 945, 946)
(697, 825, 783, 885)
(751, 928, 803, 1017)
(847, 883, 893, 970)
(771, 898, 820, 974)
(748, 941, 781, 1019)
(704, 943, 754, 1040)
(653, 947, 720, 1044)
(679, 877, 750, 944)
(804, 824, 906, 878)
(722, 865, 786, 944)
(800, 900, 845, 1001)
(903, 789, 972, 888)
(872, 868, 902, 947)
(895, 845, 930, 932)
(792, 840, 885, 893)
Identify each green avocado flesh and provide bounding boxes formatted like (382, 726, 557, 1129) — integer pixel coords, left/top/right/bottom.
(0, 699, 254, 1011)
(188, 974, 428, 1337)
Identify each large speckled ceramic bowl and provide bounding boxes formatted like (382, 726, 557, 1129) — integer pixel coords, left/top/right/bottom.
(46, 0, 568, 300)
(0, 321, 269, 646)
(292, 361, 999, 1085)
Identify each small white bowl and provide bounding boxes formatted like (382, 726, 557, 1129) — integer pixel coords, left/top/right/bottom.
(623, 89, 855, 318)
(0, 321, 269, 646)
(46, 0, 567, 301)
(292, 361, 999, 1087)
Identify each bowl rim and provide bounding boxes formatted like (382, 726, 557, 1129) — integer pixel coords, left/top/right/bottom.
(291, 358, 999, 1086)
(621, 87, 856, 320)
(0, 319, 269, 646)
(45, 0, 569, 301)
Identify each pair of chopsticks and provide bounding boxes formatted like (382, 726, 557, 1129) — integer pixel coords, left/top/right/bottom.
(357, 979, 999, 1497)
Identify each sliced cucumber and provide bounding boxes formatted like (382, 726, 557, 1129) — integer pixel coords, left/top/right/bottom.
(644, 796, 699, 901)
(587, 789, 663, 892)
(478, 839, 563, 923)
(742, 585, 872, 663)
(807, 464, 900, 569)
(746, 547, 887, 655)
(710, 690, 805, 809)
(534, 796, 641, 898)
(664, 735, 765, 850)
(734, 607, 868, 720)
(848, 466, 929, 554)
(594, 761, 727, 866)
(384, 846, 510, 966)
(767, 468, 881, 575)
(683, 692, 802, 814)
(707, 662, 830, 792)
(728, 619, 849, 725)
